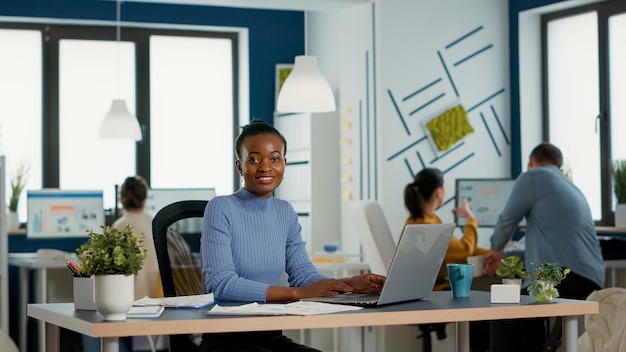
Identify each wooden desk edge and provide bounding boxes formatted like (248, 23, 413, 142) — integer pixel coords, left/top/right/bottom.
(28, 300, 599, 338)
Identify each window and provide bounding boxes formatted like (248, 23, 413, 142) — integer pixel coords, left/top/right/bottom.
(543, 1, 626, 225)
(59, 39, 136, 209)
(0, 28, 43, 222)
(0, 23, 239, 215)
(149, 35, 234, 195)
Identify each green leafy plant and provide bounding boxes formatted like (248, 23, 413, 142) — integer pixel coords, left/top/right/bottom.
(9, 161, 30, 212)
(76, 225, 147, 276)
(612, 159, 626, 204)
(527, 262, 571, 303)
(495, 255, 530, 280)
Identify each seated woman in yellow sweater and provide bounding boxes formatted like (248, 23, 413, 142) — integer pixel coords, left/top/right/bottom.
(403, 168, 490, 291)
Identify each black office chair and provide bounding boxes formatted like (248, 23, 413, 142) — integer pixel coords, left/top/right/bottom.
(152, 200, 208, 352)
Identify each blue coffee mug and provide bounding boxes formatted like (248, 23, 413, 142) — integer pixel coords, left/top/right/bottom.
(447, 263, 474, 298)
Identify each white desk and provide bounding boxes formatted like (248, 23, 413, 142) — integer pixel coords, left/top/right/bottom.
(604, 259, 626, 287)
(28, 290, 598, 352)
(8, 253, 71, 352)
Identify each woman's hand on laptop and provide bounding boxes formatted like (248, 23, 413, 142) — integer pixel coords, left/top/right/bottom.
(341, 274, 386, 294)
(293, 279, 355, 299)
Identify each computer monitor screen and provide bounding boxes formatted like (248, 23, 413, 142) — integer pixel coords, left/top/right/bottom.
(27, 189, 105, 238)
(455, 178, 526, 227)
(144, 188, 217, 215)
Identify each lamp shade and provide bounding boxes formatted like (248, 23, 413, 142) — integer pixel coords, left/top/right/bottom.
(98, 99, 142, 141)
(276, 55, 336, 113)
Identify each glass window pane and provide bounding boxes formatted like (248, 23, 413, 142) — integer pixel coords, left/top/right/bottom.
(59, 39, 136, 210)
(150, 35, 234, 195)
(609, 12, 626, 209)
(547, 12, 601, 219)
(0, 29, 43, 223)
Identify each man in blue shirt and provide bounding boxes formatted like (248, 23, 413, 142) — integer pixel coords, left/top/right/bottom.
(485, 142, 604, 351)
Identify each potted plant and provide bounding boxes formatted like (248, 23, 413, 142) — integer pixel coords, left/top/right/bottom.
(495, 255, 530, 285)
(612, 159, 626, 227)
(527, 262, 571, 303)
(490, 255, 529, 304)
(77, 224, 147, 320)
(8, 161, 29, 231)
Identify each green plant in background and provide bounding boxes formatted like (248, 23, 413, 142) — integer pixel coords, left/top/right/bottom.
(495, 255, 530, 280)
(612, 159, 626, 204)
(9, 161, 30, 212)
(77, 225, 147, 276)
(527, 262, 571, 303)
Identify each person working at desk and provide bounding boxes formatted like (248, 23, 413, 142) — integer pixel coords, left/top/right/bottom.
(200, 120, 385, 352)
(113, 175, 160, 300)
(84, 175, 160, 352)
(404, 167, 491, 351)
(484, 142, 604, 352)
(404, 167, 490, 291)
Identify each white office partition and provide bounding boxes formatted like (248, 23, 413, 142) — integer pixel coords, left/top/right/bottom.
(0, 155, 8, 330)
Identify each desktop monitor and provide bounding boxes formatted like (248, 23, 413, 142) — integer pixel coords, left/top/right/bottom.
(144, 188, 217, 215)
(143, 188, 216, 235)
(27, 189, 105, 238)
(455, 178, 526, 227)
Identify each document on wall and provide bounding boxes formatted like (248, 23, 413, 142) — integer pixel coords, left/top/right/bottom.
(206, 301, 363, 316)
(134, 293, 216, 309)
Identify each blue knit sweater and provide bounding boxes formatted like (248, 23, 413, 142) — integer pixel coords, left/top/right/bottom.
(201, 188, 326, 302)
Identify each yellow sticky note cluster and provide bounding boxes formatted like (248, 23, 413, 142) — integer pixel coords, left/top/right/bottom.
(426, 104, 473, 151)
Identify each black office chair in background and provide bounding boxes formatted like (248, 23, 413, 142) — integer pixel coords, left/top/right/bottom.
(152, 200, 208, 352)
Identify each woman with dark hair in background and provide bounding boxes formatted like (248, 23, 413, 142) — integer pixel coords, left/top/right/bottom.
(113, 175, 159, 300)
(83, 175, 160, 352)
(404, 168, 491, 351)
(404, 168, 490, 291)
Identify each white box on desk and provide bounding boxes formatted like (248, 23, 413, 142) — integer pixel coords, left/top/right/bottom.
(490, 284, 521, 304)
(74, 276, 96, 310)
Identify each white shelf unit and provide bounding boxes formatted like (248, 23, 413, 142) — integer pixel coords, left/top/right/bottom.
(274, 112, 340, 254)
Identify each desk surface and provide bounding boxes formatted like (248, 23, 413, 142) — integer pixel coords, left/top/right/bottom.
(8, 252, 71, 269)
(596, 226, 626, 234)
(28, 291, 598, 338)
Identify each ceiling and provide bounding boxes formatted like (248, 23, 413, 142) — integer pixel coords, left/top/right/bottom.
(122, 0, 370, 12)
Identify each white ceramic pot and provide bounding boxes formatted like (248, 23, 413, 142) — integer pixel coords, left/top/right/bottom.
(615, 203, 626, 228)
(536, 280, 556, 302)
(94, 274, 134, 321)
(6, 211, 19, 232)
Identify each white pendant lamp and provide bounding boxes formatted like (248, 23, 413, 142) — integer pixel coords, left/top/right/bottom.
(98, 0, 142, 141)
(276, 11, 336, 113)
(98, 99, 142, 140)
(276, 55, 336, 113)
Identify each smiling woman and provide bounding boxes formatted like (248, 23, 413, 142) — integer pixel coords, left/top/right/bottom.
(198, 120, 385, 352)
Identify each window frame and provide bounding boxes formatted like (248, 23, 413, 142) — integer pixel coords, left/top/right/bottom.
(0, 21, 241, 192)
(541, 0, 626, 226)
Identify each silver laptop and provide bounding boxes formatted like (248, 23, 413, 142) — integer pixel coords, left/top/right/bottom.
(304, 223, 455, 306)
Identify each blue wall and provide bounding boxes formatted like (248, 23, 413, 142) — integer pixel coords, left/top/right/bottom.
(0, 0, 305, 124)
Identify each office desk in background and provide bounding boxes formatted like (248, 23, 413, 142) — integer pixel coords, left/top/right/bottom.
(8, 253, 71, 352)
(28, 290, 598, 352)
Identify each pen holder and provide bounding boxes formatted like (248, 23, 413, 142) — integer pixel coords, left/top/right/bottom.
(74, 276, 96, 310)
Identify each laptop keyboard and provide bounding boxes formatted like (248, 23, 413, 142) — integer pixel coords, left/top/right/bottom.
(332, 293, 381, 306)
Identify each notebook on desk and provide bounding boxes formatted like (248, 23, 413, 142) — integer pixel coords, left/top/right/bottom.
(303, 223, 455, 307)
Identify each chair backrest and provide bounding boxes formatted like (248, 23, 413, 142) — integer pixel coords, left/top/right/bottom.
(152, 200, 208, 298)
(152, 200, 208, 352)
(349, 200, 397, 275)
(578, 287, 626, 351)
